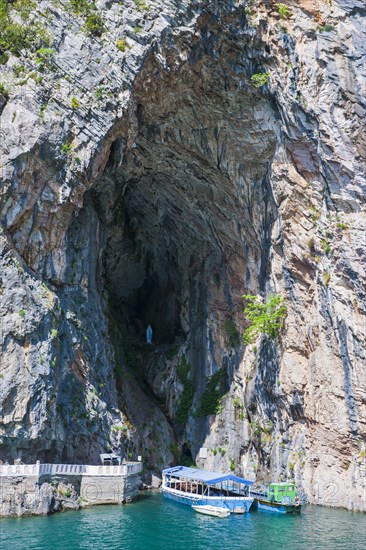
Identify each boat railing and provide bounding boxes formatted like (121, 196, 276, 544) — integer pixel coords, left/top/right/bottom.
(164, 485, 252, 500)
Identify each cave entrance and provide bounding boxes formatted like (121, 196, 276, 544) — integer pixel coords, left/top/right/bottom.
(90, 171, 192, 349)
(88, 26, 278, 415)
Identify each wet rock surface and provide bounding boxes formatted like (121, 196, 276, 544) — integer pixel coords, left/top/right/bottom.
(0, 477, 80, 517)
(0, 1, 365, 511)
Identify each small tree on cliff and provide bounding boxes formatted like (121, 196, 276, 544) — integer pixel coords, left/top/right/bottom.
(242, 293, 287, 344)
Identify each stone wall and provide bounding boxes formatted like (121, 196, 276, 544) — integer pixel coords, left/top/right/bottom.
(80, 474, 141, 505)
(0, 473, 141, 517)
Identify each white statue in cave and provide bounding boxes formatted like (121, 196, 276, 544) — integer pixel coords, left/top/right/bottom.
(146, 325, 153, 344)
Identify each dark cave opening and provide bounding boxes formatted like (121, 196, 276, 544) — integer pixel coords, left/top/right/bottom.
(95, 179, 188, 348)
(82, 28, 280, 462)
(117, 262, 184, 347)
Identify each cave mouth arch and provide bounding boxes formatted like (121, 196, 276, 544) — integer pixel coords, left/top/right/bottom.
(87, 25, 279, 409)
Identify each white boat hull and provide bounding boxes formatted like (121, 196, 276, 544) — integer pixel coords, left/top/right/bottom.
(192, 505, 230, 517)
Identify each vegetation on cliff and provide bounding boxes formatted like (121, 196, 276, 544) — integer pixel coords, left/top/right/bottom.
(242, 294, 287, 344)
(176, 355, 195, 425)
(0, 0, 50, 62)
(196, 368, 226, 417)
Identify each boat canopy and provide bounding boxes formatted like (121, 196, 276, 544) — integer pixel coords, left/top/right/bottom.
(163, 466, 254, 486)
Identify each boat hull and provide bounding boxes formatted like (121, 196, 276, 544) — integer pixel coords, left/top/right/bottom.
(162, 488, 253, 513)
(192, 505, 230, 517)
(255, 499, 301, 514)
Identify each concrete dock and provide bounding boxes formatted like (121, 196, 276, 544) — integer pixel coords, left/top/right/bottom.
(0, 461, 143, 516)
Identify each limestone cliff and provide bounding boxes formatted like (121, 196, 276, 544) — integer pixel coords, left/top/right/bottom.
(0, 0, 365, 511)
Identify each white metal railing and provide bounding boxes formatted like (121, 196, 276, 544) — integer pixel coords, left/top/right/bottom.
(0, 464, 40, 476)
(83, 463, 142, 476)
(39, 464, 87, 475)
(0, 461, 142, 477)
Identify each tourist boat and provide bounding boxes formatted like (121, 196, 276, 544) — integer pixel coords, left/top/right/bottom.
(192, 505, 231, 517)
(252, 482, 302, 513)
(161, 466, 254, 513)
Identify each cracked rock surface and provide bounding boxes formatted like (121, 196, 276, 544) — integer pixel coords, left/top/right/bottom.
(0, 0, 365, 512)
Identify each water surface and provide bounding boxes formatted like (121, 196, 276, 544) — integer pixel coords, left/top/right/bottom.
(0, 491, 365, 549)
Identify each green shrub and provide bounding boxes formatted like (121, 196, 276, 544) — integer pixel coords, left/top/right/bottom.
(0, 52, 9, 64)
(133, 0, 149, 10)
(0, 1, 50, 57)
(336, 221, 348, 230)
(39, 102, 48, 118)
(320, 238, 332, 255)
(116, 38, 127, 52)
(309, 206, 321, 222)
(263, 421, 274, 434)
(50, 328, 58, 338)
(69, 0, 95, 15)
(61, 143, 73, 156)
(250, 72, 270, 88)
(233, 397, 242, 409)
(225, 318, 240, 348)
(277, 3, 291, 19)
(70, 97, 80, 109)
(69, 1, 104, 36)
(35, 47, 55, 69)
(196, 368, 226, 417)
(323, 272, 331, 287)
(176, 355, 195, 425)
(85, 12, 104, 36)
(18, 309, 26, 317)
(242, 293, 287, 344)
(318, 24, 334, 33)
(95, 86, 103, 100)
(229, 457, 235, 471)
(0, 82, 9, 98)
(249, 420, 261, 437)
(112, 425, 128, 432)
(13, 64, 26, 76)
(59, 486, 72, 497)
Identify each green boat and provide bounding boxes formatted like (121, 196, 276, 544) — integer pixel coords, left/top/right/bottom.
(252, 482, 302, 514)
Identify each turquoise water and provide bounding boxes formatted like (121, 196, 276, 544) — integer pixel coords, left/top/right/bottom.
(0, 491, 365, 550)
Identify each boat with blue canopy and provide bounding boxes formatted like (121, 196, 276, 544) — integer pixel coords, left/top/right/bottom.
(161, 466, 254, 513)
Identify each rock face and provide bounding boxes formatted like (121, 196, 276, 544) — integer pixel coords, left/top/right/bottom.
(0, 476, 80, 517)
(0, 472, 141, 516)
(0, 1, 365, 511)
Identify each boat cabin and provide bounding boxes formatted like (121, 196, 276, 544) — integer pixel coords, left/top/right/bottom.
(163, 466, 253, 498)
(267, 482, 296, 503)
